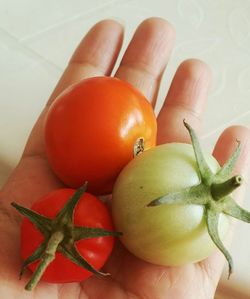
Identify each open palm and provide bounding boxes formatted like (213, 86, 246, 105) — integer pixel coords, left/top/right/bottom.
(1, 18, 249, 299)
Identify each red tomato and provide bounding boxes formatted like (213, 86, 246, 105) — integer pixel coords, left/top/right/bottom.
(20, 188, 114, 283)
(44, 76, 157, 194)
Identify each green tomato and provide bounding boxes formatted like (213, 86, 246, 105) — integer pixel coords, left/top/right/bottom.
(112, 143, 229, 266)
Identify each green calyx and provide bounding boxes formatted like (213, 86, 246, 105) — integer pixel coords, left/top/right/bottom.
(148, 120, 250, 278)
(11, 183, 121, 291)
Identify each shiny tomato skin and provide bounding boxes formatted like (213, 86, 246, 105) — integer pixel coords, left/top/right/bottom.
(21, 189, 114, 283)
(112, 143, 229, 266)
(45, 76, 157, 195)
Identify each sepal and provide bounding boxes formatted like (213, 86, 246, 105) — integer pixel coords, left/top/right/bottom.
(183, 120, 213, 184)
(59, 244, 109, 277)
(222, 197, 250, 223)
(73, 226, 122, 241)
(147, 185, 208, 207)
(11, 202, 52, 236)
(215, 141, 241, 181)
(19, 241, 47, 279)
(206, 207, 233, 278)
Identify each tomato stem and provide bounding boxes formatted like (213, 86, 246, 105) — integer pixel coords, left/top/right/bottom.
(25, 231, 64, 291)
(211, 175, 243, 200)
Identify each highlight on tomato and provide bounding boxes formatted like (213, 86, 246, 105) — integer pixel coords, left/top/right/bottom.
(44, 76, 157, 195)
(11, 183, 121, 291)
(112, 121, 250, 277)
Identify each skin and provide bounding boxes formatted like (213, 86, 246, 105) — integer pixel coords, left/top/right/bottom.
(0, 18, 249, 299)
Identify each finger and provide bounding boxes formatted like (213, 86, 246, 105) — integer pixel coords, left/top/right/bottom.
(200, 126, 250, 286)
(24, 19, 124, 157)
(48, 19, 124, 105)
(115, 17, 175, 106)
(213, 126, 250, 179)
(213, 125, 250, 207)
(157, 59, 212, 144)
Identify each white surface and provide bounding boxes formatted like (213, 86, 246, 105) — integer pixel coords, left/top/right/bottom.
(0, 0, 250, 297)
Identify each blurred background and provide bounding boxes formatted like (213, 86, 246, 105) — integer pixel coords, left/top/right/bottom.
(0, 0, 250, 297)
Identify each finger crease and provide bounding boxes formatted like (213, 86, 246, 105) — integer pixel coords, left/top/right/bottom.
(165, 101, 202, 121)
(69, 60, 109, 76)
(118, 63, 162, 83)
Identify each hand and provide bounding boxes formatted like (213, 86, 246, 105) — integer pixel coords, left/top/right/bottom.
(0, 17, 249, 299)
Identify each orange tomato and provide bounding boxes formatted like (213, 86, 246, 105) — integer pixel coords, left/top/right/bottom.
(45, 76, 157, 195)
